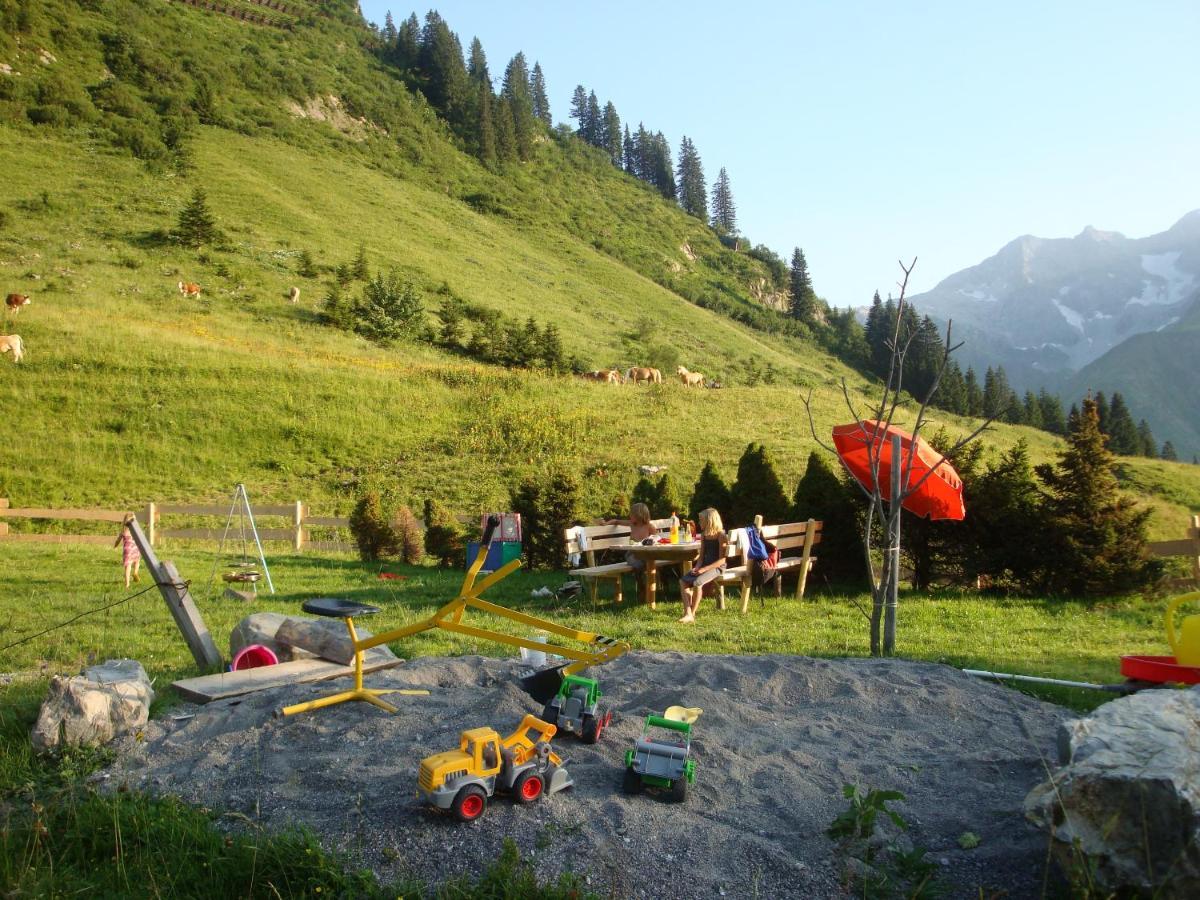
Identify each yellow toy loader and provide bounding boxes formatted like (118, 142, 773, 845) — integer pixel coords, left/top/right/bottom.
(418, 714, 574, 821)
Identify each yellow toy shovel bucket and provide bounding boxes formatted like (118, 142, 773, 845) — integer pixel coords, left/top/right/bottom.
(664, 705, 703, 724)
(1165, 591, 1200, 667)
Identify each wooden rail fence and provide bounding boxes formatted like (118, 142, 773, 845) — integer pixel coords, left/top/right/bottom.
(0, 498, 351, 552)
(1149, 515, 1200, 591)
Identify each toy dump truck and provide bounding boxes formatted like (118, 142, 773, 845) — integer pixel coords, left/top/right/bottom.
(622, 714, 696, 802)
(541, 674, 612, 744)
(418, 714, 574, 822)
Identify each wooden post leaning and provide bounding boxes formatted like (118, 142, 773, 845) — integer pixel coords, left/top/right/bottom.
(126, 516, 222, 670)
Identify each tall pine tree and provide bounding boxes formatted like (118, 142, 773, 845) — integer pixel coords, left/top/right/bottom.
(1106, 392, 1139, 455)
(789, 247, 818, 322)
(602, 101, 622, 166)
(710, 166, 737, 234)
(529, 62, 550, 125)
(675, 136, 707, 219)
(501, 53, 534, 159)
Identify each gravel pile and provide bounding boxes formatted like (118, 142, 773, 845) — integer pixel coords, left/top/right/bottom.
(106, 652, 1067, 898)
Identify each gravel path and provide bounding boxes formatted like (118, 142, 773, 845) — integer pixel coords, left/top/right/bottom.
(107, 652, 1067, 898)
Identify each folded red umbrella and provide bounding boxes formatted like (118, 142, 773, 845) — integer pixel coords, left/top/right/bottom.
(832, 420, 965, 521)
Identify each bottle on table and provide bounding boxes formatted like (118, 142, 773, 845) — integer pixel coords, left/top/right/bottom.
(670, 511, 680, 544)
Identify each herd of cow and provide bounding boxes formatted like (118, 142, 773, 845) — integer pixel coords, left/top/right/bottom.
(2, 292, 30, 363)
(3, 285, 717, 389)
(582, 364, 715, 387)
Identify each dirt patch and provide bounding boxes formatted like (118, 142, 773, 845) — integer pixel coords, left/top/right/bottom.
(284, 94, 382, 142)
(105, 653, 1066, 898)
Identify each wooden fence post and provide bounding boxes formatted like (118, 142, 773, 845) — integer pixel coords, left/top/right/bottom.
(145, 502, 157, 546)
(294, 500, 305, 552)
(127, 515, 221, 670)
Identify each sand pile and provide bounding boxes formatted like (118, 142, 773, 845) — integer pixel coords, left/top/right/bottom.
(106, 652, 1066, 898)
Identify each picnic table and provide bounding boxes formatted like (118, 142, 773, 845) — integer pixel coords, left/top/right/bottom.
(624, 541, 701, 609)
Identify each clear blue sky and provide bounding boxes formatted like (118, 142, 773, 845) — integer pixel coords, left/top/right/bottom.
(360, 1, 1199, 307)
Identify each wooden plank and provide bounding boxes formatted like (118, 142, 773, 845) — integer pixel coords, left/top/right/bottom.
(0, 498, 9, 509)
(1149, 539, 1200, 557)
(126, 517, 222, 670)
(159, 527, 293, 541)
(0, 533, 113, 545)
(155, 503, 297, 517)
(303, 516, 349, 527)
(171, 652, 403, 703)
(0, 507, 129, 522)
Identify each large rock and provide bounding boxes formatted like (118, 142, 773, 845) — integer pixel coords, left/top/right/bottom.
(274, 616, 396, 666)
(1025, 687, 1200, 897)
(31, 659, 154, 752)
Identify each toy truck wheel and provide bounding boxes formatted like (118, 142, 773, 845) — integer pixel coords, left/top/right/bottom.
(513, 769, 544, 804)
(669, 777, 688, 803)
(452, 785, 488, 822)
(622, 766, 643, 794)
(580, 712, 604, 744)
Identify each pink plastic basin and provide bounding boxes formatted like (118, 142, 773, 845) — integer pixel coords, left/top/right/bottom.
(231, 644, 279, 671)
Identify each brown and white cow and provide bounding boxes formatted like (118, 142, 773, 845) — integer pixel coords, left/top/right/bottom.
(5, 293, 31, 315)
(178, 281, 201, 297)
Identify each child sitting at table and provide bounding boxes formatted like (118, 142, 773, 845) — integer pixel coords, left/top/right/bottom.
(678, 507, 727, 624)
(603, 502, 655, 579)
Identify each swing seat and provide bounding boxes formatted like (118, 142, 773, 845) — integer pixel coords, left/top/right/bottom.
(281, 598, 392, 717)
(223, 571, 261, 584)
(302, 598, 381, 618)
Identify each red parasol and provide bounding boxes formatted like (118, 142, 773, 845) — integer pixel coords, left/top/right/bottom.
(832, 420, 965, 521)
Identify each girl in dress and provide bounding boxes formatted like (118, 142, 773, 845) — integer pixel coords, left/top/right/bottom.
(678, 508, 728, 624)
(114, 513, 141, 588)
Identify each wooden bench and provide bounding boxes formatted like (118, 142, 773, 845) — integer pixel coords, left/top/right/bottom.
(718, 518, 822, 613)
(564, 518, 673, 604)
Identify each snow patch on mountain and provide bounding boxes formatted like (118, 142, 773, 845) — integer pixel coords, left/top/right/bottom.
(1052, 298, 1085, 333)
(1131, 252, 1195, 307)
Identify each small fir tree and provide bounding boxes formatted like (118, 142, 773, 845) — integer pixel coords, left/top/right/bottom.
(653, 472, 686, 520)
(1035, 398, 1159, 595)
(630, 476, 658, 514)
(392, 505, 424, 565)
(689, 461, 732, 523)
(729, 443, 790, 527)
(509, 470, 580, 570)
(1161, 441, 1179, 461)
(351, 244, 369, 281)
(348, 491, 398, 561)
(789, 247, 818, 322)
(791, 451, 864, 585)
(1136, 419, 1158, 458)
(352, 272, 425, 345)
(423, 498, 465, 568)
(297, 249, 318, 279)
(176, 187, 219, 248)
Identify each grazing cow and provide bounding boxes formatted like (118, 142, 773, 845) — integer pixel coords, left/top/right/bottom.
(0, 334, 24, 363)
(178, 281, 201, 297)
(625, 366, 662, 385)
(287, 286, 300, 303)
(677, 365, 705, 387)
(5, 293, 31, 315)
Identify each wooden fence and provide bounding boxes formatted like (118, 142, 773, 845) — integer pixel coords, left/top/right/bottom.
(1149, 515, 1200, 591)
(0, 498, 351, 552)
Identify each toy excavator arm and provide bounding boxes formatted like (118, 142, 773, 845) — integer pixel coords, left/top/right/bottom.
(502, 714, 567, 767)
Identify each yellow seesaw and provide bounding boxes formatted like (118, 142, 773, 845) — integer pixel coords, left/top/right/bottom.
(281, 516, 630, 717)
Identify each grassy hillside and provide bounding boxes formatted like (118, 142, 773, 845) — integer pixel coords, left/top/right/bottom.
(0, 0, 1196, 532)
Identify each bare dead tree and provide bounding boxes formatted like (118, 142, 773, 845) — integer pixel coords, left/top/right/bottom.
(801, 258, 992, 656)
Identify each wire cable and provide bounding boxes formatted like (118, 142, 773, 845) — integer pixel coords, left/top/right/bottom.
(0, 580, 188, 654)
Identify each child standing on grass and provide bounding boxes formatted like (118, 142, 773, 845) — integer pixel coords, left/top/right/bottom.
(678, 508, 728, 624)
(114, 513, 141, 588)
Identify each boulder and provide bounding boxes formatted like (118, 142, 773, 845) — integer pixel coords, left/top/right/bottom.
(1025, 686, 1200, 898)
(274, 616, 396, 666)
(31, 659, 154, 752)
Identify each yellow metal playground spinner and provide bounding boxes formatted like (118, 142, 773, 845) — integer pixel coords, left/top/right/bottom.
(282, 516, 630, 717)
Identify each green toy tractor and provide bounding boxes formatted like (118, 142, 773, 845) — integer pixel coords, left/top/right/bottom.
(622, 714, 696, 802)
(541, 674, 612, 744)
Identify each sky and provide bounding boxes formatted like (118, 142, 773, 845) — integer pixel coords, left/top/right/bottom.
(360, 1, 1200, 307)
